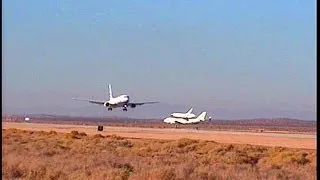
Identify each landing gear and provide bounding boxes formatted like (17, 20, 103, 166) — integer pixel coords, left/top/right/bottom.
(108, 107, 112, 111)
(123, 104, 128, 111)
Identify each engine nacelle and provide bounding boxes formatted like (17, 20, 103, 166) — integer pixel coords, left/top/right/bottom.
(130, 104, 136, 108)
(104, 102, 110, 107)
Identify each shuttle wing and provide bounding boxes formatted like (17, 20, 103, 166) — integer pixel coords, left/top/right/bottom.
(128, 101, 159, 106)
(72, 98, 105, 105)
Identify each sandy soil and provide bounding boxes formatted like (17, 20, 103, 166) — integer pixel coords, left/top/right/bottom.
(2, 122, 316, 149)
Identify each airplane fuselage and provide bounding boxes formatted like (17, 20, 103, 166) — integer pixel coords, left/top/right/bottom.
(104, 95, 130, 109)
(164, 117, 203, 124)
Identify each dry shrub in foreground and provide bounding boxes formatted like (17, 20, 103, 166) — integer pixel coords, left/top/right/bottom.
(2, 128, 316, 180)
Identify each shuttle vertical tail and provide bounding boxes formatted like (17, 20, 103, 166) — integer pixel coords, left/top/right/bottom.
(186, 108, 193, 114)
(196, 112, 207, 121)
(108, 84, 113, 99)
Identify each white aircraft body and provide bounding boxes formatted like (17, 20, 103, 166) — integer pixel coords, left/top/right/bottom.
(164, 112, 207, 124)
(72, 84, 159, 111)
(170, 108, 196, 119)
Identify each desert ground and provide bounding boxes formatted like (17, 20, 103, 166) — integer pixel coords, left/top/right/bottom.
(2, 122, 316, 149)
(2, 128, 316, 180)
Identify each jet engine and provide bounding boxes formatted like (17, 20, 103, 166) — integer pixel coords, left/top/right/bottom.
(104, 102, 110, 107)
(130, 104, 136, 108)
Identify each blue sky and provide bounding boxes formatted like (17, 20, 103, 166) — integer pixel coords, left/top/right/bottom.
(3, 0, 316, 120)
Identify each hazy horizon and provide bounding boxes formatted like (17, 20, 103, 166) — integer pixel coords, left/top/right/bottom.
(2, 111, 316, 121)
(3, 1, 316, 120)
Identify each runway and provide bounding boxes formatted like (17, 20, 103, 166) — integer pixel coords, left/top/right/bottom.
(2, 122, 316, 149)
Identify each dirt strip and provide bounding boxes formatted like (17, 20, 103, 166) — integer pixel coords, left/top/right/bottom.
(2, 122, 316, 149)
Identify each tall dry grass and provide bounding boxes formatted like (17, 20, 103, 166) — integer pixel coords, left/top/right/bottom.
(2, 128, 316, 180)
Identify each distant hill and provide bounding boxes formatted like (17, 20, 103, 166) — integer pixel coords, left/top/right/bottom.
(2, 114, 316, 133)
(208, 118, 316, 127)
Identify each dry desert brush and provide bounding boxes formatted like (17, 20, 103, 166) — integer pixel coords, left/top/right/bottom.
(2, 128, 316, 180)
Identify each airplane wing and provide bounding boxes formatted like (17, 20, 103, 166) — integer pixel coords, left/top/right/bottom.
(128, 101, 159, 106)
(72, 98, 105, 105)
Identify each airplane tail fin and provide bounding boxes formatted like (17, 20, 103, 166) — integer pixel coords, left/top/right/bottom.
(108, 84, 113, 99)
(187, 108, 193, 114)
(196, 112, 207, 121)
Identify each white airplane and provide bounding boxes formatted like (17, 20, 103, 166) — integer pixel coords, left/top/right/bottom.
(72, 84, 159, 111)
(164, 112, 207, 124)
(170, 108, 196, 119)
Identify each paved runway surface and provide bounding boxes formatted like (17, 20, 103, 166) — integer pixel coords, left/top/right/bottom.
(2, 122, 316, 149)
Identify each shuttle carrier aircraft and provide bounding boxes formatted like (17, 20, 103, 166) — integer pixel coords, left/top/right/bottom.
(72, 84, 159, 111)
(164, 111, 208, 124)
